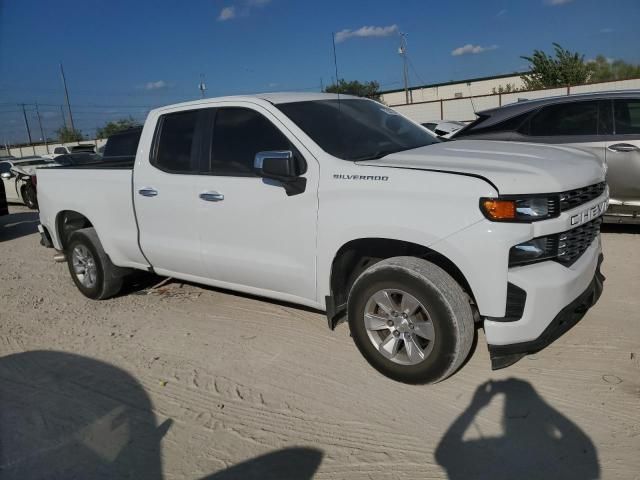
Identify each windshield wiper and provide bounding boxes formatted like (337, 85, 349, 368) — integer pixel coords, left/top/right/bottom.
(350, 149, 399, 161)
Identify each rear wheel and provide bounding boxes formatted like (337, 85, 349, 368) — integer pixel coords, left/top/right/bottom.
(347, 256, 474, 384)
(21, 184, 38, 209)
(66, 228, 124, 300)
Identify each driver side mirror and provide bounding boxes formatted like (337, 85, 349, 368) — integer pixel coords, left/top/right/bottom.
(1, 172, 12, 180)
(254, 150, 296, 178)
(254, 151, 306, 196)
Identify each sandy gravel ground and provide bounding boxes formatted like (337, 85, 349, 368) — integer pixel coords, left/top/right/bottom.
(1, 205, 639, 480)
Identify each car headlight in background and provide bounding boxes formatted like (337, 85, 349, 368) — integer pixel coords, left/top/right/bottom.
(480, 196, 559, 222)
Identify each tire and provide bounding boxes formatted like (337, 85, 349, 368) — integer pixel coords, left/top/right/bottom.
(66, 227, 124, 300)
(21, 184, 38, 210)
(347, 256, 474, 384)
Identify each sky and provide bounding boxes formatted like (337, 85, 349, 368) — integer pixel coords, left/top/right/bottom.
(1, 0, 639, 143)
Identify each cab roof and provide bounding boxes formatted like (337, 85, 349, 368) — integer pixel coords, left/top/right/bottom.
(151, 92, 363, 114)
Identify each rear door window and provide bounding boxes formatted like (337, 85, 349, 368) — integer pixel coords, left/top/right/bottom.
(614, 99, 640, 135)
(528, 101, 599, 136)
(0, 162, 11, 174)
(153, 110, 202, 173)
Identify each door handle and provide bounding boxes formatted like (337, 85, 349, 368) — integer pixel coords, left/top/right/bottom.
(607, 143, 639, 153)
(138, 187, 158, 197)
(199, 191, 224, 202)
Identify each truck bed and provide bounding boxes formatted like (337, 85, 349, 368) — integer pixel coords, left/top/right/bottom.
(37, 166, 149, 269)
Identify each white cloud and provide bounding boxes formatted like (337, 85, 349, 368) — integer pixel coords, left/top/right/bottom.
(600, 27, 614, 34)
(497, 9, 507, 16)
(335, 24, 399, 43)
(218, 0, 269, 21)
(218, 6, 236, 21)
(144, 80, 168, 90)
(451, 44, 498, 56)
(544, 0, 574, 5)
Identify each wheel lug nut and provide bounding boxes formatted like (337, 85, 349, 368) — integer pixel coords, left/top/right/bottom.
(393, 330, 400, 337)
(402, 313, 408, 319)
(387, 320, 394, 327)
(410, 324, 414, 329)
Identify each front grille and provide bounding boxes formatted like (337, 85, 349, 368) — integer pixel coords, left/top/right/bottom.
(509, 217, 602, 268)
(556, 217, 602, 266)
(559, 182, 606, 212)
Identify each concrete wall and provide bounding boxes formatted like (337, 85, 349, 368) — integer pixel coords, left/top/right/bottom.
(381, 74, 525, 106)
(390, 78, 640, 123)
(4, 139, 107, 159)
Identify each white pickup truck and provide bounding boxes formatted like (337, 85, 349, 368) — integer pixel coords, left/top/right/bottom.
(37, 93, 608, 384)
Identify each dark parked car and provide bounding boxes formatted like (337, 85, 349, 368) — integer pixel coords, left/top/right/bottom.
(453, 91, 640, 223)
(102, 127, 142, 162)
(0, 175, 8, 216)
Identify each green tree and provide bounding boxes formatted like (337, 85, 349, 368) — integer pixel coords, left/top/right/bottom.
(324, 79, 380, 99)
(520, 43, 592, 89)
(588, 55, 640, 83)
(56, 126, 83, 143)
(492, 83, 519, 94)
(96, 117, 141, 139)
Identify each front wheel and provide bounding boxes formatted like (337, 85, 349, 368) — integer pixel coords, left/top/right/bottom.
(66, 228, 124, 300)
(347, 256, 475, 384)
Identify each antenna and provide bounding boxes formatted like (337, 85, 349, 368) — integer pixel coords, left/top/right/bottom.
(332, 32, 341, 109)
(398, 32, 412, 104)
(198, 74, 207, 98)
(467, 82, 477, 113)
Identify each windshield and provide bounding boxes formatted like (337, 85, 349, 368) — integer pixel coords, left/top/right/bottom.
(277, 99, 438, 161)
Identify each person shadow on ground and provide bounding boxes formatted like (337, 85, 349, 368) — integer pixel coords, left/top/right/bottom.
(435, 378, 599, 480)
(0, 350, 322, 480)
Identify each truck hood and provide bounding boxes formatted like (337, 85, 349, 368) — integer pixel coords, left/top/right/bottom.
(357, 140, 606, 194)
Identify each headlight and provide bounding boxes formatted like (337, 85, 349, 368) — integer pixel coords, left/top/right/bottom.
(480, 196, 559, 222)
(509, 236, 559, 266)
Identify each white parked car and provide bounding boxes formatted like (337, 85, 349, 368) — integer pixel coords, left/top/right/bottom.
(37, 93, 607, 384)
(0, 157, 53, 207)
(421, 120, 466, 138)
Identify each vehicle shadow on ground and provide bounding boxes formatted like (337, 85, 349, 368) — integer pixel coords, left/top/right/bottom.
(601, 223, 640, 234)
(435, 378, 599, 480)
(0, 351, 323, 480)
(0, 211, 39, 242)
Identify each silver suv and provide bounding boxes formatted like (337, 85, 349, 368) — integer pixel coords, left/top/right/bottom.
(453, 91, 640, 224)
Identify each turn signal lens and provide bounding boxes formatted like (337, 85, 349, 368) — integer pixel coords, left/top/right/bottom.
(480, 196, 559, 222)
(480, 199, 516, 220)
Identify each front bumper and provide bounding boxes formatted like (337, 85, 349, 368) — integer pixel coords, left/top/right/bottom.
(488, 253, 604, 369)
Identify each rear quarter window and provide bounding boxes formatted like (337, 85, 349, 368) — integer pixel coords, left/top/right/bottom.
(614, 99, 640, 135)
(528, 101, 599, 136)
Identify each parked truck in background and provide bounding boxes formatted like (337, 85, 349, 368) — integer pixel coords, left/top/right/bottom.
(37, 93, 608, 384)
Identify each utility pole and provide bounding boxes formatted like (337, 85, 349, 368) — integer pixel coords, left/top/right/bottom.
(198, 74, 207, 98)
(35, 103, 49, 153)
(20, 104, 36, 154)
(332, 32, 340, 89)
(59, 62, 76, 132)
(59, 105, 68, 129)
(398, 32, 412, 105)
